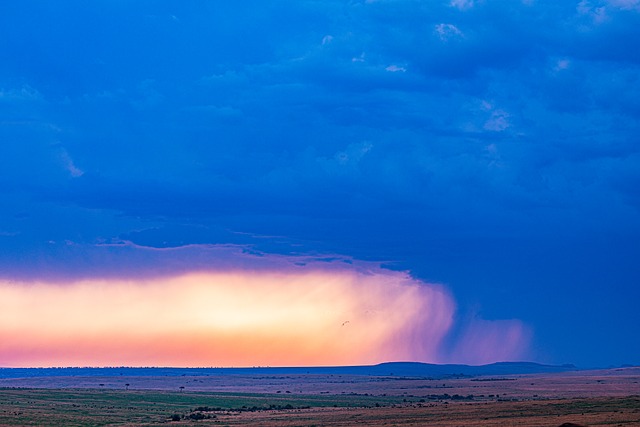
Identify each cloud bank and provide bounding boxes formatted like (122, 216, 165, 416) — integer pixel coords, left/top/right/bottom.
(0, 248, 528, 368)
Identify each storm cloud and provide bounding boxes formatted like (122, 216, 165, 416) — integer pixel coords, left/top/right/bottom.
(1, 0, 639, 367)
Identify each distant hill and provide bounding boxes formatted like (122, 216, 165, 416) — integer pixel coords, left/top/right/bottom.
(362, 361, 579, 377)
(240, 361, 579, 377)
(0, 361, 579, 379)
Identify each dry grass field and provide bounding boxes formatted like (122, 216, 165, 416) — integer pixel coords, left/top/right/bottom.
(208, 397, 640, 426)
(0, 367, 638, 426)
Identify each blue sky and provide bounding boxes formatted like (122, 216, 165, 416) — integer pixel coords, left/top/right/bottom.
(1, 0, 639, 367)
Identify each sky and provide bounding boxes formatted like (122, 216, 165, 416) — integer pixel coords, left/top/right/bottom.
(1, 0, 639, 368)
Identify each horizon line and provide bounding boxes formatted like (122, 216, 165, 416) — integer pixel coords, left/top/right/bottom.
(0, 360, 593, 370)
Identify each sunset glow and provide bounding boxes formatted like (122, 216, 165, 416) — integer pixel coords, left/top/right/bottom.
(0, 264, 528, 368)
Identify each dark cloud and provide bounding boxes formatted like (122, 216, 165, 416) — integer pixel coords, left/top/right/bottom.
(1, 0, 639, 367)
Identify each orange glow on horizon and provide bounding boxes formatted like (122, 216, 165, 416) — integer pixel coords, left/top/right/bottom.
(0, 269, 457, 367)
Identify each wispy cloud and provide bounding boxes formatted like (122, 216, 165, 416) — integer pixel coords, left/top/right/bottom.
(434, 23, 464, 41)
(59, 149, 84, 178)
(450, 0, 475, 11)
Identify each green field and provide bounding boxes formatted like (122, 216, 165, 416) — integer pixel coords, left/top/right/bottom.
(0, 387, 410, 426)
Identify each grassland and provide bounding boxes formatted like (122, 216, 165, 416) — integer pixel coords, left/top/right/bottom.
(0, 387, 416, 426)
(0, 368, 639, 426)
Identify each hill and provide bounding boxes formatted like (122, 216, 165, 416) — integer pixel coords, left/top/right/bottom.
(0, 361, 579, 379)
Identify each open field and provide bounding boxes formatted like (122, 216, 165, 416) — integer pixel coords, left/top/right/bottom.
(1, 367, 639, 426)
